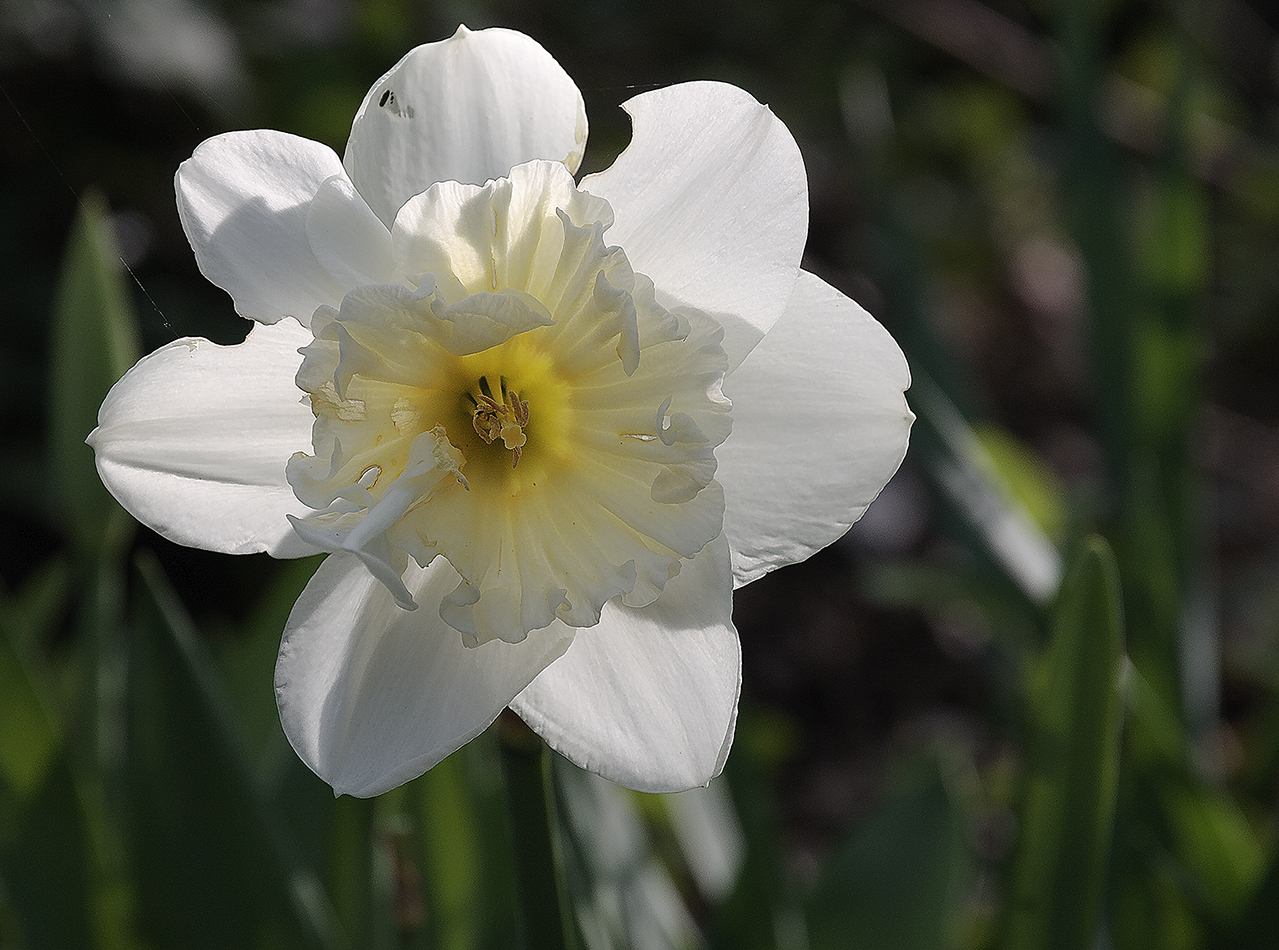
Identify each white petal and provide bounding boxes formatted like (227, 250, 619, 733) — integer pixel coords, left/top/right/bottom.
(176, 130, 349, 325)
(305, 175, 396, 288)
(88, 319, 318, 557)
(717, 271, 913, 586)
(582, 81, 807, 370)
(512, 535, 741, 793)
(344, 26, 589, 227)
(276, 553, 574, 797)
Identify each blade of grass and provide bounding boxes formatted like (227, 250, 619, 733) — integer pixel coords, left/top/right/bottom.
(999, 536, 1125, 950)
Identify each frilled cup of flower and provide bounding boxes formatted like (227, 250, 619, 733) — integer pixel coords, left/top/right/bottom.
(88, 26, 914, 797)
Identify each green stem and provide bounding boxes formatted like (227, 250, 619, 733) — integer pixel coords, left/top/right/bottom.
(498, 710, 577, 950)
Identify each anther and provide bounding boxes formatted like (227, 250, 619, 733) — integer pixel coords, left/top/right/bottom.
(469, 378, 530, 468)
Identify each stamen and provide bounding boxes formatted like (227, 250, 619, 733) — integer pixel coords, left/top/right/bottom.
(469, 377, 530, 467)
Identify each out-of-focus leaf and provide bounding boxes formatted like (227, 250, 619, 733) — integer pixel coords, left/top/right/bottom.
(0, 755, 97, 950)
(664, 782, 746, 904)
(999, 537, 1125, 950)
(972, 425, 1068, 543)
(49, 194, 140, 555)
(1124, 660, 1185, 767)
(1142, 167, 1209, 296)
(710, 707, 799, 950)
(805, 757, 970, 950)
(912, 375, 1062, 604)
(428, 736, 522, 950)
(128, 551, 346, 950)
(0, 596, 62, 798)
(861, 560, 1043, 651)
(0, 559, 71, 656)
(1220, 842, 1279, 949)
(0, 582, 99, 949)
(499, 724, 578, 950)
(555, 759, 700, 950)
(205, 553, 340, 894)
(418, 753, 484, 950)
(327, 794, 379, 948)
(1119, 648, 1262, 942)
(1133, 322, 1200, 451)
(1162, 787, 1263, 920)
(213, 554, 323, 761)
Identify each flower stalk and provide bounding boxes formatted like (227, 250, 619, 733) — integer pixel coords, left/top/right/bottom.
(498, 709, 578, 950)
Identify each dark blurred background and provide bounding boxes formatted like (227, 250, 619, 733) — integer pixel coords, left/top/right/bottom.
(3, 1, 1279, 948)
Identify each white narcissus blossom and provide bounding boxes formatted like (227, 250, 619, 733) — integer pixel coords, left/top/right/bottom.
(88, 26, 913, 797)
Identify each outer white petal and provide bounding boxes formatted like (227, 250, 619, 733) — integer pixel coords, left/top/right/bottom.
(276, 553, 575, 798)
(512, 535, 741, 794)
(176, 130, 350, 325)
(582, 81, 807, 371)
(305, 175, 396, 288)
(717, 271, 913, 586)
(344, 26, 589, 227)
(89, 319, 319, 557)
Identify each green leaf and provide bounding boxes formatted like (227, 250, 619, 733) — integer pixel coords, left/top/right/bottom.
(710, 707, 799, 950)
(0, 755, 98, 950)
(49, 193, 141, 556)
(128, 551, 346, 950)
(213, 555, 323, 763)
(1221, 843, 1279, 949)
(999, 536, 1125, 950)
(1141, 153, 1209, 298)
(972, 425, 1069, 543)
(1162, 786, 1264, 920)
(910, 374, 1062, 606)
(417, 753, 485, 950)
(805, 757, 970, 950)
(498, 716, 578, 950)
(0, 596, 62, 798)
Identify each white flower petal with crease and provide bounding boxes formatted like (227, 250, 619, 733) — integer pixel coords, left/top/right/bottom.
(344, 25, 588, 227)
(512, 535, 740, 793)
(718, 271, 914, 586)
(305, 175, 396, 289)
(276, 552, 574, 798)
(176, 130, 350, 325)
(89, 319, 319, 557)
(582, 81, 808, 371)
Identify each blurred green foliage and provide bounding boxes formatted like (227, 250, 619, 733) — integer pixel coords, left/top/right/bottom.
(3, 0, 1279, 947)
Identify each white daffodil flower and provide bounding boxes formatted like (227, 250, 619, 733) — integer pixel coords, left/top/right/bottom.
(89, 26, 913, 797)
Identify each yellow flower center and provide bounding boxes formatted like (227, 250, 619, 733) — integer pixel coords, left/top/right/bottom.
(447, 333, 573, 488)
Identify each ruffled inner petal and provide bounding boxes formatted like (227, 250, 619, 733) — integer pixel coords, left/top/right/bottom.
(288, 160, 731, 647)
